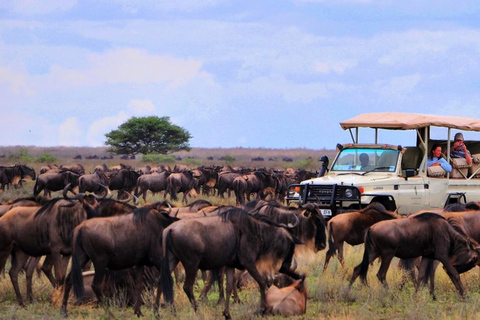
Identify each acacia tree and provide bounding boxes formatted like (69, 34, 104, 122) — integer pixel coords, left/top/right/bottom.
(105, 116, 192, 155)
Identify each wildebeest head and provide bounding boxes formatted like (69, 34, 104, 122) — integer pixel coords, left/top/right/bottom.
(446, 217, 480, 273)
(300, 203, 327, 251)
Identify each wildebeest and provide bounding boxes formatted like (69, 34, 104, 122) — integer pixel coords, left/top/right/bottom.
(215, 170, 245, 198)
(61, 206, 179, 317)
(134, 171, 171, 203)
(165, 170, 198, 203)
(0, 164, 36, 191)
(105, 168, 140, 200)
(232, 170, 276, 205)
(323, 202, 400, 272)
(349, 212, 480, 297)
(0, 197, 42, 217)
(160, 207, 304, 319)
(0, 189, 102, 306)
(192, 166, 218, 196)
(265, 277, 307, 316)
(33, 170, 80, 198)
(78, 171, 110, 196)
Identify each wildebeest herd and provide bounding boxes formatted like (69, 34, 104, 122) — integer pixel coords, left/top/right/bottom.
(1, 162, 480, 318)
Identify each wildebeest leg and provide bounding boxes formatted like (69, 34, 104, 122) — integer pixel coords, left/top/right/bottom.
(417, 257, 438, 299)
(243, 266, 269, 315)
(9, 249, 31, 306)
(375, 254, 394, 288)
(133, 265, 145, 317)
(91, 266, 107, 307)
(25, 256, 42, 302)
(438, 258, 465, 296)
(222, 267, 235, 320)
(337, 242, 345, 267)
(50, 252, 68, 287)
(183, 265, 200, 311)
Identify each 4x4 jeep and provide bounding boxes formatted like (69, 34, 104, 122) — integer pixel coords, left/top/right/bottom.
(287, 112, 480, 219)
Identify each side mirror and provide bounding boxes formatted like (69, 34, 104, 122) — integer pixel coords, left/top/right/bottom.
(318, 155, 329, 177)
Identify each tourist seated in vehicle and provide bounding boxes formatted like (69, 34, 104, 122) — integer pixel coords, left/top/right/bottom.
(427, 143, 451, 175)
(451, 132, 472, 165)
(359, 153, 373, 170)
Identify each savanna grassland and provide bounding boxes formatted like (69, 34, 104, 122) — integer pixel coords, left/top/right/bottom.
(0, 147, 479, 320)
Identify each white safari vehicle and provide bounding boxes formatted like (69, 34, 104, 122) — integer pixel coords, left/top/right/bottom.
(287, 112, 480, 219)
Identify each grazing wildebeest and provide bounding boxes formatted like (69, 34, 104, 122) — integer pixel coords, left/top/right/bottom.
(78, 171, 110, 196)
(323, 202, 400, 272)
(0, 189, 102, 306)
(134, 171, 171, 203)
(232, 170, 276, 205)
(61, 206, 179, 317)
(266, 277, 307, 316)
(160, 208, 304, 319)
(349, 212, 480, 297)
(165, 170, 198, 203)
(33, 170, 80, 198)
(0, 164, 36, 191)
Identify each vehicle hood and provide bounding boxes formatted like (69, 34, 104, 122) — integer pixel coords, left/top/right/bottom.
(300, 172, 394, 186)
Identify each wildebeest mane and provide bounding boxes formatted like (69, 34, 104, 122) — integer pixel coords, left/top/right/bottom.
(34, 198, 65, 218)
(6, 196, 39, 205)
(132, 207, 153, 226)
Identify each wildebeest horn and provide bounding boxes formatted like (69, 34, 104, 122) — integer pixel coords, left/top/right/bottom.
(166, 203, 172, 215)
(63, 183, 77, 200)
(174, 208, 179, 217)
(287, 214, 300, 228)
(91, 184, 108, 200)
(117, 192, 133, 203)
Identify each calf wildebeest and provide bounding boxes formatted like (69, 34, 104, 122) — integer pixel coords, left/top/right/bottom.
(0, 189, 102, 306)
(33, 169, 80, 198)
(323, 202, 401, 272)
(165, 170, 198, 203)
(61, 206, 179, 317)
(160, 207, 304, 319)
(266, 277, 307, 316)
(134, 171, 171, 203)
(349, 212, 480, 297)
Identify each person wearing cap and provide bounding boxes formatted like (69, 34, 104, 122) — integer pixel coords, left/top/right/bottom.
(451, 132, 472, 165)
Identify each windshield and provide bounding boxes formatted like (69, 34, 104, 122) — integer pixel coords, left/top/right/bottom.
(331, 148, 399, 172)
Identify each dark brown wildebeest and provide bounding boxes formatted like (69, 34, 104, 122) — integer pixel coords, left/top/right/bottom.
(78, 171, 110, 196)
(160, 208, 304, 320)
(165, 170, 198, 203)
(349, 212, 480, 297)
(33, 170, 80, 198)
(134, 171, 171, 203)
(232, 170, 276, 205)
(215, 170, 245, 198)
(105, 168, 140, 200)
(0, 164, 36, 191)
(323, 202, 401, 272)
(265, 277, 307, 316)
(173, 164, 188, 173)
(0, 189, 102, 306)
(192, 166, 218, 196)
(61, 206, 179, 317)
(60, 163, 85, 175)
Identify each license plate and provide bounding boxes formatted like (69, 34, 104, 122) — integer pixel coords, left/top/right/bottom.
(320, 209, 332, 216)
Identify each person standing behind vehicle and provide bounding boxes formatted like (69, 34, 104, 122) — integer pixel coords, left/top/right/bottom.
(451, 132, 472, 165)
(427, 143, 452, 172)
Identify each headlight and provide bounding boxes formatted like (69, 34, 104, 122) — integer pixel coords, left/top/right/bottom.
(344, 188, 353, 198)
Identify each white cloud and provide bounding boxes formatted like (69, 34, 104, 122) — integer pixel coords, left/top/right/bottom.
(46, 48, 206, 89)
(128, 99, 156, 115)
(4, 0, 77, 15)
(0, 66, 34, 95)
(102, 0, 223, 13)
(373, 73, 421, 100)
(58, 117, 82, 146)
(86, 111, 130, 147)
(314, 60, 358, 75)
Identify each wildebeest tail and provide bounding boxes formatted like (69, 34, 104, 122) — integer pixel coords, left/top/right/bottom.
(422, 258, 435, 286)
(359, 229, 372, 285)
(72, 228, 85, 299)
(160, 229, 174, 304)
(33, 178, 40, 196)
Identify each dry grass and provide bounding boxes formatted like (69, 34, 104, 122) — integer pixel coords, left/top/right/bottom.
(1, 148, 480, 319)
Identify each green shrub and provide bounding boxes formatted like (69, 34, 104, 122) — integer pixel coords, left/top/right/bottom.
(141, 154, 176, 163)
(184, 158, 202, 166)
(35, 153, 58, 163)
(8, 148, 34, 163)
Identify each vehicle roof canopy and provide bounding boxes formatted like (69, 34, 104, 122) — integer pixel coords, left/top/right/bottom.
(340, 112, 480, 132)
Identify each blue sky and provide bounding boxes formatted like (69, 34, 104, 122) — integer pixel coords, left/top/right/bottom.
(2, 0, 480, 149)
